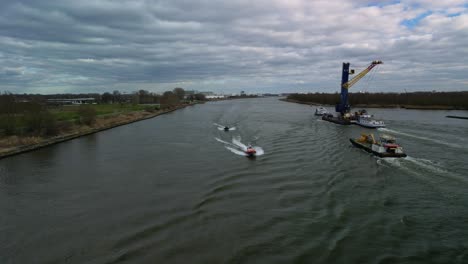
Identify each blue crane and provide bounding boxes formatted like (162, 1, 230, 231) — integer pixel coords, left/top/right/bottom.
(336, 60, 383, 116)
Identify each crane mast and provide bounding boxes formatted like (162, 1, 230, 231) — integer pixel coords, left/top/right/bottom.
(335, 60, 383, 116)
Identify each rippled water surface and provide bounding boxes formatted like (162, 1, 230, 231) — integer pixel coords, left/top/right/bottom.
(1, 98, 468, 263)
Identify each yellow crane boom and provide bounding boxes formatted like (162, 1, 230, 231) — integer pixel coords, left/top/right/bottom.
(342, 60, 383, 89)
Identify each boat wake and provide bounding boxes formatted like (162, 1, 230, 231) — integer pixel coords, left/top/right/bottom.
(215, 136, 264, 157)
(225, 146, 249, 156)
(378, 156, 448, 174)
(405, 157, 451, 174)
(377, 128, 460, 149)
(214, 123, 236, 131)
(378, 156, 468, 188)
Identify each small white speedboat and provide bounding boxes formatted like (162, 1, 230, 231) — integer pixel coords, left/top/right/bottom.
(315, 106, 329, 116)
(356, 115, 385, 128)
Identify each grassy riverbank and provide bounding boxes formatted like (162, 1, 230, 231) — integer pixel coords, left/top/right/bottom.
(284, 91, 468, 110)
(0, 103, 199, 159)
(50, 104, 150, 121)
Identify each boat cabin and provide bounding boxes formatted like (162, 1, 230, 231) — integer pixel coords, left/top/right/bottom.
(379, 134, 396, 144)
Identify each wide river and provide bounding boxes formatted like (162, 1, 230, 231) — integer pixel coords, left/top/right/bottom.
(1, 98, 468, 263)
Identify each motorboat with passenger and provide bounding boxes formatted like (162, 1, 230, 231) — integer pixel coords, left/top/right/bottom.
(315, 106, 329, 116)
(245, 145, 257, 157)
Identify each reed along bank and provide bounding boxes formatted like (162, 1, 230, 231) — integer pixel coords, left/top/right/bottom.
(286, 91, 468, 110)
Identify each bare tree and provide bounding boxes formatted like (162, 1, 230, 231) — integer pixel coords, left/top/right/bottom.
(173, 87, 185, 101)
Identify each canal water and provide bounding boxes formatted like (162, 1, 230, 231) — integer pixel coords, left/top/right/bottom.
(1, 98, 468, 263)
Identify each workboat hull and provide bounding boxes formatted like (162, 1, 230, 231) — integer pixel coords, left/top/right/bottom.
(355, 122, 386, 129)
(349, 139, 407, 158)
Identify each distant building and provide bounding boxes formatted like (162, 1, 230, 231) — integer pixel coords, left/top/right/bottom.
(46, 98, 96, 105)
(206, 95, 226, 99)
(15, 99, 31, 103)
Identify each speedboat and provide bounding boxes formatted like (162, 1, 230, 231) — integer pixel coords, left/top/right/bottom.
(245, 146, 257, 157)
(215, 123, 235, 131)
(356, 114, 385, 128)
(315, 106, 329, 116)
(350, 133, 406, 158)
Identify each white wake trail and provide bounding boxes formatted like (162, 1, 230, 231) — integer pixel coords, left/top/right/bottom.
(215, 137, 235, 147)
(378, 128, 461, 149)
(254, 147, 265, 156)
(378, 156, 468, 186)
(232, 136, 248, 151)
(225, 146, 248, 156)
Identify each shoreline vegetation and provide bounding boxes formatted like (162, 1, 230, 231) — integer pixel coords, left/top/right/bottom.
(0, 88, 207, 160)
(283, 91, 468, 110)
(0, 105, 196, 160)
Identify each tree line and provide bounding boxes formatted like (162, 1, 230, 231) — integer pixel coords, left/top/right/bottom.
(11, 88, 206, 105)
(287, 91, 468, 109)
(120, 88, 205, 105)
(0, 88, 207, 137)
(1, 93, 67, 136)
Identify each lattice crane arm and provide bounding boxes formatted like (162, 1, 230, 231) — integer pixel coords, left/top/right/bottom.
(342, 60, 383, 89)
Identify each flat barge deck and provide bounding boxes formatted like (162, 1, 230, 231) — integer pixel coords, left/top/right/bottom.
(321, 115, 352, 125)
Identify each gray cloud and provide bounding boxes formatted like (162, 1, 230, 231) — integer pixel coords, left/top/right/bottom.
(0, 0, 467, 94)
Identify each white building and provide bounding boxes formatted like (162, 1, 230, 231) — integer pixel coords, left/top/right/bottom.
(206, 95, 227, 99)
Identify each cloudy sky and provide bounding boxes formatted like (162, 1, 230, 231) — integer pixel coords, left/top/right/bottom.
(1, 0, 467, 94)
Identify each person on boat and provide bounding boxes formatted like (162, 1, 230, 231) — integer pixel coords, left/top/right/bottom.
(358, 134, 368, 143)
(246, 145, 256, 155)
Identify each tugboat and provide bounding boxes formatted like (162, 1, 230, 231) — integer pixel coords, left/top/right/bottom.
(315, 106, 329, 116)
(245, 145, 257, 157)
(350, 133, 406, 158)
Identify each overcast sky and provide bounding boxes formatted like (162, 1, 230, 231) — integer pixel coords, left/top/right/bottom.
(1, 0, 467, 94)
